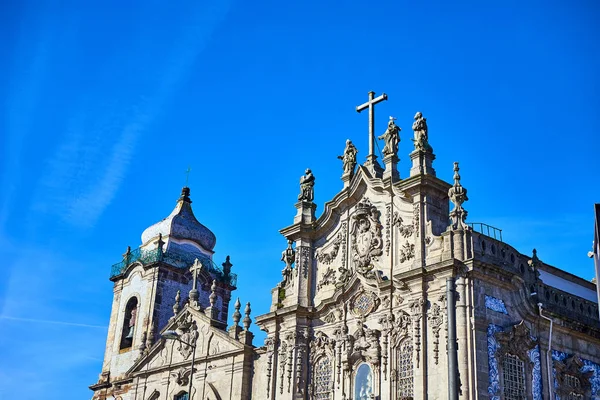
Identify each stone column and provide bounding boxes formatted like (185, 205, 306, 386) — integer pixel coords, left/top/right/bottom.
(456, 275, 470, 400)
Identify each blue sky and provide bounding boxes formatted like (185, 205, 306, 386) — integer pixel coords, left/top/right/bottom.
(1, 0, 599, 398)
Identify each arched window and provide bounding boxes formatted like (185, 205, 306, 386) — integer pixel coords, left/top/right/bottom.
(397, 338, 414, 399)
(119, 297, 138, 350)
(174, 392, 188, 400)
(354, 363, 373, 400)
(502, 353, 526, 399)
(314, 357, 332, 400)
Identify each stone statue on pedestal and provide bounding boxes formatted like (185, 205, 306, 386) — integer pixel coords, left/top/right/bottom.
(412, 111, 431, 152)
(338, 140, 358, 177)
(378, 116, 400, 157)
(298, 169, 315, 202)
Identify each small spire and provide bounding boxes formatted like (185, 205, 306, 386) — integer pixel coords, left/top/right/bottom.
(209, 280, 217, 307)
(528, 248, 541, 270)
(172, 290, 181, 316)
(243, 302, 252, 331)
(188, 259, 202, 309)
(179, 187, 192, 204)
(232, 298, 241, 326)
(146, 321, 155, 349)
(448, 162, 469, 230)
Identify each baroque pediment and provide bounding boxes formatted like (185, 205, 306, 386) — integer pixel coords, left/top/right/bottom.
(128, 307, 245, 375)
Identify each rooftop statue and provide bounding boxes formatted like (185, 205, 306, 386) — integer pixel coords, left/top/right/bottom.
(412, 111, 432, 152)
(298, 168, 315, 202)
(378, 116, 400, 157)
(338, 139, 358, 177)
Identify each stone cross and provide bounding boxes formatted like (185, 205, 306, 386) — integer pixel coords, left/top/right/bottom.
(356, 91, 388, 163)
(190, 258, 203, 291)
(185, 166, 191, 186)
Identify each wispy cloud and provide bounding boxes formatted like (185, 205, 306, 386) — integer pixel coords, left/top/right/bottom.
(0, 315, 107, 329)
(31, 2, 233, 229)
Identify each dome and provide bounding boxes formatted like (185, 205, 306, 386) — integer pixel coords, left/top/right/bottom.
(141, 187, 216, 252)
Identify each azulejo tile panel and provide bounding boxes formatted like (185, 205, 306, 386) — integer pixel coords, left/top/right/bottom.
(485, 295, 508, 314)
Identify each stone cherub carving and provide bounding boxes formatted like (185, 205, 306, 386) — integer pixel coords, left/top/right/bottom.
(298, 168, 315, 202)
(411, 111, 432, 152)
(377, 116, 400, 157)
(337, 139, 358, 177)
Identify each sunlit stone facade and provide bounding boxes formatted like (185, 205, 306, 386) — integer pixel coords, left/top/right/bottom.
(91, 109, 600, 400)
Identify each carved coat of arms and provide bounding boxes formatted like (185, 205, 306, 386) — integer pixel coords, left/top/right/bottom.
(351, 199, 383, 276)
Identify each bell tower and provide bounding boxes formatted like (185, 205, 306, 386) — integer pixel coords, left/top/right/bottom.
(90, 187, 237, 394)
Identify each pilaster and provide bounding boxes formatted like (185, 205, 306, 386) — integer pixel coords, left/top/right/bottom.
(409, 149, 436, 177)
(382, 153, 399, 181)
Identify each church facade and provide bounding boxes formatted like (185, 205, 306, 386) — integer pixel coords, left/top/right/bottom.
(91, 95, 600, 400)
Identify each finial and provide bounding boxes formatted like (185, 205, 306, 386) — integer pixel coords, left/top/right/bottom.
(243, 302, 252, 331)
(448, 162, 469, 230)
(298, 168, 315, 202)
(188, 259, 203, 309)
(209, 280, 217, 307)
(411, 111, 431, 152)
(173, 290, 181, 316)
(232, 298, 241, 326)
(222, 256, 232, 277)
(146, 321, 155, 348)
(185, 166, 191, 187)
(528, 248, 541, 270)
(280, 240, 295, 285)
(179, 187, 192, 203)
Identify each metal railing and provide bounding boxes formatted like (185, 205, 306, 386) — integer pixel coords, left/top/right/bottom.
(110, 247, 237, 287)
(467, 222, 503, 242)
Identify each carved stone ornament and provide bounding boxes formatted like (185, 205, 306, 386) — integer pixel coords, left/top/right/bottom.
(281, 240, 295, 286)
(309, 331, 336, 362)
(170, 366, 195, 386)
(298, 168, 315, 202)
(495, 321, 536, 360)
(399, 241, 415, 263)
(428, 303, 444, 365)
(411, 111, 432, 152)
(317, 267, 337, 290)
(350, 289, 380, 317)
(393, 212, 415, 238)
(351, 198, 383, 276)
(410, 297, 425, 368)
(378, 116, 401, 157)
(554, 355, 593, 398)
(448, 162, 469, 230)
(176, 317, 199, 360)
(316, 232, 343, 265)
(347, 322, 381, 365)
(338, 139, 359, 178)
